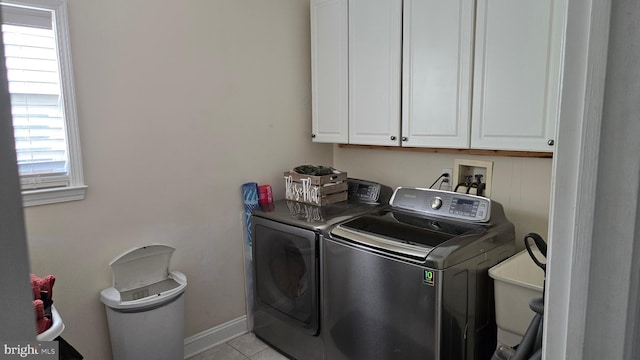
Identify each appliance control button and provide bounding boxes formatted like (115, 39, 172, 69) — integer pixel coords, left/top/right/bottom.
(430, 197, 443, 210)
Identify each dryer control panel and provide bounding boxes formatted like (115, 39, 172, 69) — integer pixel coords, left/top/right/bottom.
(347, 178, 392, 204)
(390, 187, 491, 223)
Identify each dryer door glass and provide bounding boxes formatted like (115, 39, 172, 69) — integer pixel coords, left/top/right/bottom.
(254, 221, 318, 331)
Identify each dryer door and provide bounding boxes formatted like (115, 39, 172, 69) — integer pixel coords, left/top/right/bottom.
(252, 216, 319, 335)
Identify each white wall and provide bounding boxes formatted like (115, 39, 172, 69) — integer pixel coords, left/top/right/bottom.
(584, 0, 640, 357)
(334, 147, 552, 243)
(22, 1, 331, 358)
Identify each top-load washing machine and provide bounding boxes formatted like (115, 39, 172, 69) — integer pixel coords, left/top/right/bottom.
(324, 187, 516, 360)
(250, 179, 391, 360)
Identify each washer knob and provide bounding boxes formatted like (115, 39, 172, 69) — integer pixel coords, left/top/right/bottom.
(430, 197, 443, 210)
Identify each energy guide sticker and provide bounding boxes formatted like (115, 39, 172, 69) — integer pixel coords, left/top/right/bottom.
(423, 270, 435, 286)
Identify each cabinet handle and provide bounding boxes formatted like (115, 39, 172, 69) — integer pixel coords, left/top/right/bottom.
(390, 136, 396, 141)
(311, 134, 316, 138)
(402, 137, 408, 142)
(548, 139, 554, 146)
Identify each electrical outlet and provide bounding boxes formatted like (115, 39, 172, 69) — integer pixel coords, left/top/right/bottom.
(440, 168, 453, 190)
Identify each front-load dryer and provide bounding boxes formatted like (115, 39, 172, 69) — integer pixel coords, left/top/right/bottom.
(251, 182, 390, 360)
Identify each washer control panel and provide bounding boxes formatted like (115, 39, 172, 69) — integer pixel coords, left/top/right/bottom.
(390, 187, 491, 222)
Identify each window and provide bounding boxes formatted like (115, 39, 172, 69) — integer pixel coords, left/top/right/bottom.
(1, 0, 85, 206)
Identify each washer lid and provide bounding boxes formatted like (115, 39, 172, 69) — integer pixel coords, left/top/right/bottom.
(109, 244, 175, 292)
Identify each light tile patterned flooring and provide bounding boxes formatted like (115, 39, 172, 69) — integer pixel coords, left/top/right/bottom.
(187, 332, 289, 360)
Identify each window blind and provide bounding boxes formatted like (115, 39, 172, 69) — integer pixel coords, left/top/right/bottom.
(1, 3, 70, 190)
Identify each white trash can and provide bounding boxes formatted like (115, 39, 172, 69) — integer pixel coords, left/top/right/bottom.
(100, 244, 187, 360)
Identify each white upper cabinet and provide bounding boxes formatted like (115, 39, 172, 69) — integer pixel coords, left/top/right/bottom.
(348, 0, 402, 146)
(310, 0, 401, 145)
(310, 0, 349, 143)
(402, 0, 474, 148)
(471, 0, 564, 151)
(310, 0, 565, 152)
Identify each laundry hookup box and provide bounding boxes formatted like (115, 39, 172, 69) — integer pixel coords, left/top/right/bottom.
(283, 168, 347, 206)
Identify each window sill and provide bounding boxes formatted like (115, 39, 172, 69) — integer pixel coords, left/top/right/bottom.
(22, 185, 87, 207)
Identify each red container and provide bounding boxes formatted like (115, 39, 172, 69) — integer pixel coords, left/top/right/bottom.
(258, 185, 273, 205)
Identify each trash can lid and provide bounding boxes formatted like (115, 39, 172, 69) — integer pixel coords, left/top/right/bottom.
(100, 270, 186, 310)
(109, 244, 177, 292)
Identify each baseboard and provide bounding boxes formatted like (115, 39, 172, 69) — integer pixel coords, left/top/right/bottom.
(183, 315, 248, 358)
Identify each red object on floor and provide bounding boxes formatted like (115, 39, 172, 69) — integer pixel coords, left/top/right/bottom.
(31, 273, 55, 300)
(33, 299, 52, 334)
(30, 273, 56, 334)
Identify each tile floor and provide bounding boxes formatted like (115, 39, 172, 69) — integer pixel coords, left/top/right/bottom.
(186, 332, 289, 360)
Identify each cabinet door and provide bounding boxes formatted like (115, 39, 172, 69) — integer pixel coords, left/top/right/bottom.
(471, 0, 564, 152)
(348, 0, 402, 146)
(402, 0, 474, 148)
(310, 0, 349, 143)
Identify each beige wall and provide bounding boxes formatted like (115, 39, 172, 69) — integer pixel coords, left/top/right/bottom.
(334, 146, 552, 244)
(23, 1, 331, 359)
